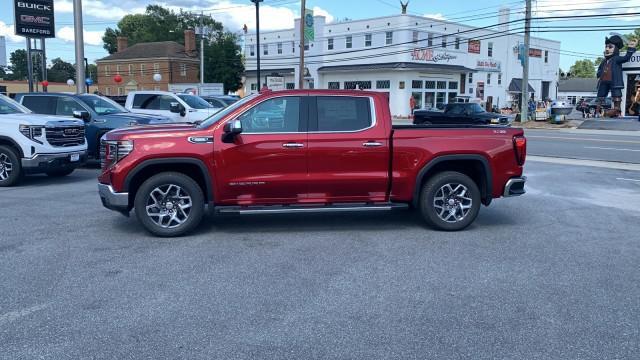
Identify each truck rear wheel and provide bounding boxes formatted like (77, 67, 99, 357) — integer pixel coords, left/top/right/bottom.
(0, 145, 22, 187)
(419, 171, 481, 231)
(134, 172, 204, 237)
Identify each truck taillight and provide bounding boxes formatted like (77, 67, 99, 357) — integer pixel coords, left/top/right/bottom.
(513, 136, 526, 166)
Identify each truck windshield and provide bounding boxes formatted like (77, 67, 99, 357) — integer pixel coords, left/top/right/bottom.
(198, 94, 258, 128)
(177, 94, 213, 109)
(0, 95, 30, 114)
(78, 95, 127, 115)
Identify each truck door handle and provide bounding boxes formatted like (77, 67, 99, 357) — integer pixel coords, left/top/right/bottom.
(282, 143, 304, 148)
(363, 141, 383, 147)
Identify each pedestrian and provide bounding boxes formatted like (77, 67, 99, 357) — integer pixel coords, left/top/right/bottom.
(409, 96, 416, 118)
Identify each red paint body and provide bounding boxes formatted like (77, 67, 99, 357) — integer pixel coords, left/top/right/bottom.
(99, 90, 525, 207)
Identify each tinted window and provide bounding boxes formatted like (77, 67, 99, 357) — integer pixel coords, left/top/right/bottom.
(56, 97, 86, 116)
(316, 96, 371, 132)
(78, 95, 126, 115)
(237, 97, 301, 133)
(447, 104, 464, 115)
(20, 96, 56, 114)
(198, 94, 258, 128)
(177, 94, 212, 109)
(134, 94, 175, 110)
(0, 95, 29, 114)
(132, 94, 155, 109)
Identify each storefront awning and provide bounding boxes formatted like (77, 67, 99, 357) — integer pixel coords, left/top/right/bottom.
(244, 68, 295, 77)
(317, 62, 475, 73)
(508, 78, 535, 93)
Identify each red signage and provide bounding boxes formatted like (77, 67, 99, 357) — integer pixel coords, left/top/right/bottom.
(529, 48, 542, 58)
(468, 40, 481, 54)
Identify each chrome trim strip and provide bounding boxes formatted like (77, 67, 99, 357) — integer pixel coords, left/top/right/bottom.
(98, 183, 130, 208)
(187, 136, 213, 144)
(503, 176, 527, 197)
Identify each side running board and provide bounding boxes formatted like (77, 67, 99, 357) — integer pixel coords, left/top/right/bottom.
(215, 203, 409, 215)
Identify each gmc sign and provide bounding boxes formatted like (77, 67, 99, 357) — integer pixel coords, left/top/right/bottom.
(14, 0, 55, 38)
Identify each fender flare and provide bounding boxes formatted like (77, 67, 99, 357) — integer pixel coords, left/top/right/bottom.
(0, 136, 25, 158)
(412, 154, 493, 207)
(123, 157, 214, 202)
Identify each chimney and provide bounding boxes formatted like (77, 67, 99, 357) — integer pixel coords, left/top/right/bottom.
(116, 36, 128, 52)
(498, 7, 510, 32)
(184, 30, 196, 55)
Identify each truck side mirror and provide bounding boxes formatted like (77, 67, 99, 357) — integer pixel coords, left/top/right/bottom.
(222, 120, 243, 143)
(73, 110, 90, 122)
(169, 102, 184, 115)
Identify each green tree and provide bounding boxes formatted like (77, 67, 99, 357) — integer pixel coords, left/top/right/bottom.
(204, 32, 244, 93)
(8, 50, 28, 80)
(569, 59, 596, 78)
(594, 56, 604, 66)
(0, 65, 6, 79)
(47, 58, 76, 83)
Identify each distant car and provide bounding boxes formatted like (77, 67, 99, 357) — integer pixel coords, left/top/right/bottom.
(15, 93, 172, 159)
(414, 103, 509, 125)
(577, 97, 611, 112)
(124, 91, 223, 123)
(200, 95, 237, 109)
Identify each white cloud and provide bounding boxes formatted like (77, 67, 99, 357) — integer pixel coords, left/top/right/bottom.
(313, 6, 335, 23)
(534, 0, 640, 22)
(424, 13, 446, 21)
(0, 21, 23, 43)
(57, 27, 104, 46)
(56, 0, 146, 20)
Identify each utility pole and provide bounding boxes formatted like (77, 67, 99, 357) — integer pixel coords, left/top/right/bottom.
(251, 0, 263, 90)
(520, 0, 532, 122)
(298, 0, 306, 89)
(73, 0, 86, 94)
(200, 12, 205, 85)
(40, 39, 47, 92)
(26, 38, 34, 92)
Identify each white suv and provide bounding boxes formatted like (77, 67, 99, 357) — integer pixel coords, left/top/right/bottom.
(0, 94, 88, 186)
(124, 91, 223, 123)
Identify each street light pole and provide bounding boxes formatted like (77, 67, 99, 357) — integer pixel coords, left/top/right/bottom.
(520, 0, 532, 122)
(251, 0, 263, 90)
(299, 0, 306, 89)
(73, 0, 86, 94)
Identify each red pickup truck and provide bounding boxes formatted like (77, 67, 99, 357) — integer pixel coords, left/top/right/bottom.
(98, 90, 526, 237)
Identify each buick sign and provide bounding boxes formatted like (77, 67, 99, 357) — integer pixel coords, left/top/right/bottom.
(14, 0, 55, 38)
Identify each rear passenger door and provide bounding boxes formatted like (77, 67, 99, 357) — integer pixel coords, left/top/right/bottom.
(306, 96, 389, 203)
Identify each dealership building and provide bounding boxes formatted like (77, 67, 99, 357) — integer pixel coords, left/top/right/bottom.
(243, 8, 561, 117)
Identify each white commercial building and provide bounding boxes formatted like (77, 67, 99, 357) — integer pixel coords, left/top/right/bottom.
(243, 8, 561, 117)
(0, 36, 7, 68)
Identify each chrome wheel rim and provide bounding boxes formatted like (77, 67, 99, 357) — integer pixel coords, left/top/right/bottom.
(0, 153, 13, 181)
(145, 184, 193, 229)
(433, 183, 472, 223)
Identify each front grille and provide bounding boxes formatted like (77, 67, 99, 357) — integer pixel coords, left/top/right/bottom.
(46, 126, 86, 147)
(100, 141, 108, 169)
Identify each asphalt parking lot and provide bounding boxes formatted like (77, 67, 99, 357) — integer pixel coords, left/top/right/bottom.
(1, 162, 639, 359)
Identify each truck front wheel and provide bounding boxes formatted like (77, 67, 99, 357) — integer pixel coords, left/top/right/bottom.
(134, 172, 205, 237)
(419, 171, 481, 231)
(0, 145, 22, 187)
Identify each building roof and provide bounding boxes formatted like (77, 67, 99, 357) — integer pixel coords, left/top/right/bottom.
(558, 78, 597, 93)
(97, 41, 197, 62)
(508, 78, 535, 93)
(317, 62, 475, 73)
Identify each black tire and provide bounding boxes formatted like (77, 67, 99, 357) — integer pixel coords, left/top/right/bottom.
(46, 168, 75, 177)
(419, 171, 481, 231)
(0, 145, 22, 187)
(134, 172, 205, 237)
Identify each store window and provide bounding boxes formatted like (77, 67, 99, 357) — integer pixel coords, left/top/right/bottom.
(365, 34, 372, 47)
(328, 82, 340, 89)
(498, 73, 502, 85)
(346, 36, 352, 49)
(448, 92, 458, 104)
(249, 45, 255, 56)
(455, 37, 460, 50)
(436, 81, 447, 89)
(469, 73, 473, 84)
(277, 43, 282, 54)
(412, 80, 423, 89)
(487, 73, 491, 85)
(425, 92, 435, 108)
(442, 36, 447, 48)
(425, 81, 436, 89)
(328, 38, 334, 50)
(386, 31, 393, 45)
(263, 44, 268, 55)
(344, 81, 372, 89)
(428, 33, 433, 47)
(376, 80, 390, 89)
(468, 87, 473, 94)
(449, 81, 458, 90)
(545, 50, 549, 63)
(436, 92, 446, 108)
(251, 83, 257, 91)
(488, 42, 493, 57)
(411, 92, 423, 110)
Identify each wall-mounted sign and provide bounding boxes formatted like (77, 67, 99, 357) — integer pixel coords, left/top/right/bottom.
(512, 45, 543, 58)
(14, 0, 55, 38)
(468, 40, 481, 54)
(266, 76, 285, 91)
(411, 48, 457, 63)
(476, 59, 501, 71)
(304, 8, 314, 42)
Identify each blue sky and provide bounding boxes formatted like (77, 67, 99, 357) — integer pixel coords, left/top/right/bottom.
(1, 0, 639, 70)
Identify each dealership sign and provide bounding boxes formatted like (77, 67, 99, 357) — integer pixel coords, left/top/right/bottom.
(14, 0, 55, 38)
(411, 48, 457, 63)
(476, 59, 501, 71)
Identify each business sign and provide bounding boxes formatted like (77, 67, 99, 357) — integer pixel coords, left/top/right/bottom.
(266, 76, 285, 91)
(476, 59, 501, 71)
(168, 83, 224, 96)
(468, 40, 481, 54)
(411, 48, 457, 63)
(512, 45, 543, 58)
(304, 8, 314, 42)
(14, 0, 55, 38)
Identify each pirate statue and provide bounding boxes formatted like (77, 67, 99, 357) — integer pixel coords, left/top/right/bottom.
(596, 34, 637, 117)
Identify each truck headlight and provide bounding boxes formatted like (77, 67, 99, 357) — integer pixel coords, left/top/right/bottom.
(19, 124, 44, 144)
(101, 139, 133, 169)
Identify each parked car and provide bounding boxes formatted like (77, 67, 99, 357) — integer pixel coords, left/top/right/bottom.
(200, 95, 237, 109)
(413, 103, 509, 125)
(124, 91, 224, 123)
(0, 94, 87, 186)
(576, 97, 611, 113)
(98, 89, 527, 237)
(15, 93, 172, 159)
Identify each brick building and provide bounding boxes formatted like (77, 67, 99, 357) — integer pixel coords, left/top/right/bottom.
(96, 30, 200, 96)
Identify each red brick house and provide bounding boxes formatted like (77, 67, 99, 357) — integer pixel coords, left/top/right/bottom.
(96, 30, 199, 96)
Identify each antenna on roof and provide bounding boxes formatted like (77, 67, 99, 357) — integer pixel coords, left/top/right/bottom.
(400, 1, 409, 14)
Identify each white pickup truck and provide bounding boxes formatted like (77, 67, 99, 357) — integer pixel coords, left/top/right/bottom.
(123, 91, 223, 123)
(0, 94, 87, 186)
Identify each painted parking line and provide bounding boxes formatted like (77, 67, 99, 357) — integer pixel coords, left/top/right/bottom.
(527, 155, 640, 171)
(616, 178, 640, 182)
(527, 135, 640, 144)
(584, 146, 640, 152)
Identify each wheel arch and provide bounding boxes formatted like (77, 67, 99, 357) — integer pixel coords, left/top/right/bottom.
(412, 154, 493, 207)
(123, 158, 214, 207)
(0, 136, 25, 158)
